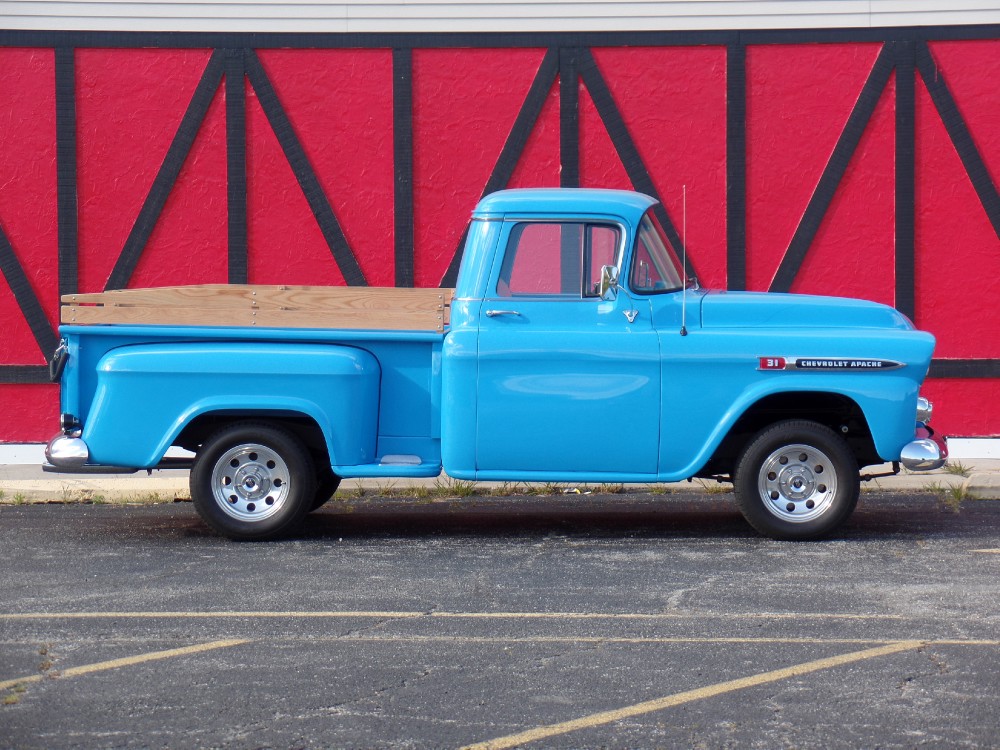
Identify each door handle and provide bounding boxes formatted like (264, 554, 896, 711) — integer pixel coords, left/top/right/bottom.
(485, 310, 522, 317)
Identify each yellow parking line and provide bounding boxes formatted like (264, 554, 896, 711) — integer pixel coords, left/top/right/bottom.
(336, 634, 895, 646)
(0, 609, 903, 621)
(0, 639, 248, 692)
(0, 611, 423, 620)
(461, 640, 925, 750)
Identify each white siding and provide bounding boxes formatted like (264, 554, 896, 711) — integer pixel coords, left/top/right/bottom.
(1, 0, 999, 33)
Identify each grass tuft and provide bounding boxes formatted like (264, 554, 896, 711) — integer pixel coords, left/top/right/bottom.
(944, 461, 973, 478)
(928, 481, 974, 513)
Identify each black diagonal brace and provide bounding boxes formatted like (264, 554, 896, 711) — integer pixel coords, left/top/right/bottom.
(770, 44, 896, 293)
(441, 47, 560, 287)
(577, 47, 694, 281)
(916, 40, 1000, 243)
(106, 50, 226, 291)
(244, 49, 367, 286)
(0, 223, 59, 359)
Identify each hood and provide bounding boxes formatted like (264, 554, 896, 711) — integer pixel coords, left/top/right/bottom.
(699, 291, 913, 331)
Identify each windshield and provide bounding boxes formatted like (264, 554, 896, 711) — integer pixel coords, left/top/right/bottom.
(629, 211, 686, 294)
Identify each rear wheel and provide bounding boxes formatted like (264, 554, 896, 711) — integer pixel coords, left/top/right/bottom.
(191, 422, 316, 540)
(734, 420, 859, 540)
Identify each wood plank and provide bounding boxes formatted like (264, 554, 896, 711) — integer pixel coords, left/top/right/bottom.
(62, 304, 447, 332)
(62, 285, 452, 310)
(61, 285, 454, 332)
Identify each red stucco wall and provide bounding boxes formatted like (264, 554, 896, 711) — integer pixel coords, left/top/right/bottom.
(1, 34, 998, 441)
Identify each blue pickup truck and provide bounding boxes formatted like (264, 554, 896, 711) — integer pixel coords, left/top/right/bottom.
(45, 189, 946, 540)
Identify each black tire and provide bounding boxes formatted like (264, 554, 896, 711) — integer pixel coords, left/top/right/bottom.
(190, 422, 316, 540)
(310, 466, 342, 511)
(734, 420, 859, 540)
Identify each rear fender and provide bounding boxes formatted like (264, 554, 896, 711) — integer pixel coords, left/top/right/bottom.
(82, 342, 380, 468)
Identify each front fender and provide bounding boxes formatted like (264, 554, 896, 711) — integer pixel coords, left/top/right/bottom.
(658, 327, 933, 479)
(678, 375, 919, 477)
(82, 342, 380, 468)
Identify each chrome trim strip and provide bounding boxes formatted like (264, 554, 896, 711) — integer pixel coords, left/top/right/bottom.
(758, 357, 905, 372)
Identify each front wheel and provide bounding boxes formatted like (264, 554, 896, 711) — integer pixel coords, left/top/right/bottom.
(734, 420, 859, 540)
(190, 422, 316, 540)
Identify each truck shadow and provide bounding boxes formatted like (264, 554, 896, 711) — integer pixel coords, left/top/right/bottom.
(281, 491, 992, 542)
(302, 506, 753, 540)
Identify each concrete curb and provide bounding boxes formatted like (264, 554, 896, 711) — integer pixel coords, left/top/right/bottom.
(2, 461, 999, 503)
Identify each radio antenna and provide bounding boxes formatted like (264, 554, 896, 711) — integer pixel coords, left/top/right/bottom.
(680, 184, 688, 337)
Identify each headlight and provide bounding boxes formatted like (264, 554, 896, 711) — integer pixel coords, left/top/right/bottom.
(916, 396, 933, 425)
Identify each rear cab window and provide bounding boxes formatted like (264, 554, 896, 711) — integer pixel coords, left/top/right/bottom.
(495, 222, 621, 298)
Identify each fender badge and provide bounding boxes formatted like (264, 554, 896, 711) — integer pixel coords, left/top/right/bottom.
(759, 357, 904, 371)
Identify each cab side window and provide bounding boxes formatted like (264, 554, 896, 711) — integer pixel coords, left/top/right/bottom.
(496, 222, 620, 297)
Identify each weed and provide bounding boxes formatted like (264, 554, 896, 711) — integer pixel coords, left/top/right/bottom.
(13, 493, 26, 505)
(120, 492, 165, 505)
(411, 484, 432, 499)
(2, 693, 19, 706)
(371, 480, 398, 497)
(697, 479, 733, 495)
(928, 481, 974, 513)
(0, 489, 5, 501)
(944, 461, 973, 478)
(596, 483, 626, 495)
(433, 477, 477, 497)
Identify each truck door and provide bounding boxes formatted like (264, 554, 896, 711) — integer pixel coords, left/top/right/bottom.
(475, 220, 661, 476)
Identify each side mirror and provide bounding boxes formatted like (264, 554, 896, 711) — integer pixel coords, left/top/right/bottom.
(599, 265, 619, 301)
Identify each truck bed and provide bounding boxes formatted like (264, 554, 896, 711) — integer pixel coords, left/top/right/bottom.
(61, 284, 454, 333)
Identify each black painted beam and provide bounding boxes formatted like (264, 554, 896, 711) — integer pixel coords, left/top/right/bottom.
(244, 49, 367, 286)
(895, 41, 916, 322)
(393, 48, 415, 288)
(106, 50, 226, 290)
(726, 43, 747, 291)
(577, 47, 696, 281)
(55, 47, 78, 300)
(441, 47, 560, 287)
(770, 43, 896, 293)
(916, 41, 1000, 243)
(225, 48, 248, 284)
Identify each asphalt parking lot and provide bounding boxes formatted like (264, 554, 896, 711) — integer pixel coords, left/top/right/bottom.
(1, 491, 998, 748)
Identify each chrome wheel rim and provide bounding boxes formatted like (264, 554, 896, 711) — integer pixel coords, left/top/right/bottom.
(211, 443, 290, 522)
(757, 443, 837, 523)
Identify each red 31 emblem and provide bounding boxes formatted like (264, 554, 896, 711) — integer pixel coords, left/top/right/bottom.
(759, 357, 786, 370)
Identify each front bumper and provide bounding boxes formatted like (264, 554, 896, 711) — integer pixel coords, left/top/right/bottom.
(44, 432, 90, 468)
(899, 426, 947, 471)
